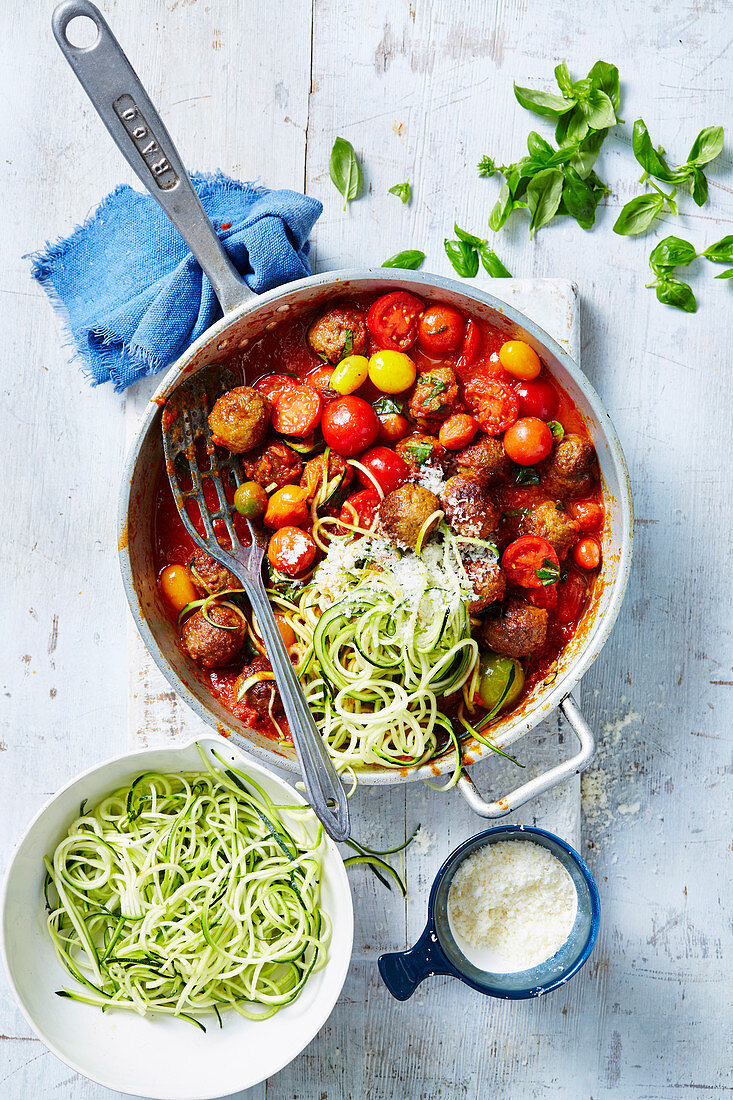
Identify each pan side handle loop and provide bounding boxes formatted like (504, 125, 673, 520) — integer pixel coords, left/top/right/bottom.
(456, 694, 596, 818)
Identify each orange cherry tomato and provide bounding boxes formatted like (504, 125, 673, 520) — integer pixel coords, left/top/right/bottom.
(569, 499, 604, 532)
(264, 485, 309, 530)
(499, 340, 542, 380)
(160, 564, 199, 613)
(572, 537, 601, 570)
(377, 411, 410, 445)
(501, 536, 560, 589)
(268, 527, 317, 576)
(503, 417, 553, 465)
(438, 413, 478, 450)
(271, 384, 322, 437)
(274, 613, 297, 648)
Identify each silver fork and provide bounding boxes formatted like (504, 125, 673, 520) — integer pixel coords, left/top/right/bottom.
(162, 372, 350, 842)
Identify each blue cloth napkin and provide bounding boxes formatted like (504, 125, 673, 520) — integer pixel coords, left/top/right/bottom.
(30, 173, 322, 392)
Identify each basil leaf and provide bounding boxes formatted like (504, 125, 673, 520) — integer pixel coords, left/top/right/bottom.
(686, 125, 724, 167)
(444, 238, 479, 278)
(655, 277, 697, 313)
(388, 180, 411, 204)
(527, 131, 554, 161)
(548, 421, 565, 442)
(579, 88, 617, 130)
(561, 105, 590, 145)
(329, 137, 361, 210)
(536, 558, 560, 586)
(515, 466, 539, 485)
(514, 83, 575, 119)
(489, 181, 515, 231)
(477, 155, 497, 177)
(587, 60, 620, 112)
(703, 235, 733, 263)
(341, 330, 353, 358)
(631, 120, 676, 182)
(561, 167, 599, 229)
(554, 62, 574, 97)
(405, 440, 433, 464)
(649, 236, 698, 274)
(527, 168, 564, 237)
(714, 268, 733, 279)
(454, 223, 484, 247)
(691, 167, 708, 207)
(479, 243, 512, 278)
(373, 397, 403, 415)
(382, 250, 425, 269)
(612, 192, 665, 236)
(568, 128, 607, 179)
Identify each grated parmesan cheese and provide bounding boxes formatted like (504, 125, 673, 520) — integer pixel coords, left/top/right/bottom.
(447, 839, 577, 973)
(412, 464, 446, 496)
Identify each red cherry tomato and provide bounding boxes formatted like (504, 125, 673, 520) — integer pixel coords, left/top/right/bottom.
(271, 384, 323, 437)
(339, 489, 380, 531)
(377, 412, 410, 445)
(572, 537, 601, 570)
(356, 446, 409, 495)
(417, 304, 464, 356)
(366, 292, 424, 352)
(513, 377, 559, 421)
(526, 584, 558, 610)
(321, 396, 380, 456)
(254, 373, 298, 403)
(503, 417, 553, 465)
(267, 526, 317, 576)
(304, 364, 338, 395)
(555, 569, 587, 623)
(455, 318, 482, 375)
(569, 499, 604, 532)
(463, 376, 519, 436)
(501, 536, 560, 589)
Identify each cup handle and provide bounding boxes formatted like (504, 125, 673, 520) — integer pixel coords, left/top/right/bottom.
(378, 925, 453, 1001)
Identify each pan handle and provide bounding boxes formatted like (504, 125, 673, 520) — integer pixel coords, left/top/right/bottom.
(456, 694, 595, 818)
(51, 1, 254, 315)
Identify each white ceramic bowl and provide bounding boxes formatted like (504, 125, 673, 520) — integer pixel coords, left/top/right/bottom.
(1, 736, 354, 1099)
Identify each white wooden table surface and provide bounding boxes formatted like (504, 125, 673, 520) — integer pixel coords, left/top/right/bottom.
(1, 2, 731, 1098)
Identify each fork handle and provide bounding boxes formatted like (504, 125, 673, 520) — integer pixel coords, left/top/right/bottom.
(246, 585, 351, 842)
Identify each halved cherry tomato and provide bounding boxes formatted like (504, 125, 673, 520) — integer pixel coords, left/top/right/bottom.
(503, 417, 553, 464)
(304, 364, 338, 395)
(366, 291, 424, 352)
(160, 564, 198, 613)
(513, 377, 559, 421)
(555, 569, 587, 622)
(569, 499, 604, 532)
(501, 536, 560, 589)
(377, 412, 410, 445)
(417, 304, 464, 356)
(268, 526, 317, 576)
(264, 485, 309, 530)
(271, 385, 322, 437)
(254, 373, 298, 402)
(572, 537, 601, 570)
(455, 318, 482, 376)
(463, 376, 519, 436)
(356, 446, 409, 494)
(438, 413, 477, 450)
(321, 396, 379, 456)
(339, 489, 380, 531)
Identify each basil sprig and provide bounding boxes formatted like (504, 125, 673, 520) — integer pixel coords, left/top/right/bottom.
(388, 181, 411, 204)
(329, 137, 361, 210)
(382, 250, 425, 269)
(645, 233, 733, 313)
(444, 224, 511, 278)
(535, 558, 561, 586)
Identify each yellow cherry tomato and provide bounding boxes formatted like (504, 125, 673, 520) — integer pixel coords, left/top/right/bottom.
(368, 350, 417, 394)
(498, 340, 542, 380)
(160, 564, 199, 613)
(330, 354, 370, 395)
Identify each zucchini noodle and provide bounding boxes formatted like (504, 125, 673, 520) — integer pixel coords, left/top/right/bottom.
(43, 748, 329, 1031)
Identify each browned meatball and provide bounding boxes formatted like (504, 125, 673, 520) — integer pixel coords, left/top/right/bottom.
(440, 475, 499, 539)
(482, 599, 548, 658)
(453, 434, 512, 485)
(463, 557, 506, 613)
(208, 387, 271, 454)
(242, 441, 303, 490)
(408, 367, 459, 422)
(181, 604, 245, 668)
(307, 305, 368, 363)
(379, 484, 441, 550)
(520, 501, 580, 561)
(190, 547, 240, 595)
(540, 434, 598, 500)
(395, 433, 448, 475)
(235, 656, 284, 719)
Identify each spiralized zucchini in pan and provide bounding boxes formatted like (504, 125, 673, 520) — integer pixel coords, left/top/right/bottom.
(155, 291, 604, 782)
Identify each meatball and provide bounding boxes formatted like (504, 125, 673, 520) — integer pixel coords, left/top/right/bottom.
(395, 433, 448, 476)
(482, 599, 548, 658)
(379, 484, 441, 550)
(463, 556, 506, 613)
(408, 367, 459, 422)
(520, 501, 580, 560)
(300, 451, 352, 500)
(453, 434, 512, 485)
(307, 305, 368, 363)
(540, 434, 598, 500)
(208, 387, 271, 454)
(242, 441, 303, 490)
(440, 475, 499, 539)
(235, 656, 284, 719)
(181, 604, 245, 668)
(190, 547, 240, 595)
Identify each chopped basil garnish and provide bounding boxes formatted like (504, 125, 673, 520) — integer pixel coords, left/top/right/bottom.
(373, 396, 404, 415)
(515, 466, 540, 485)
(340, 330, 354, 359)
(405, 441, 434, 464)
(535, 558, 560, 585)
(548, 420, 565, 442)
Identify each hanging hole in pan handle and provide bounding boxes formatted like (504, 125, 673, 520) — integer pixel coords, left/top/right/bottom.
(456, 694, 596, 818)
(53, 1, 102, 50)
